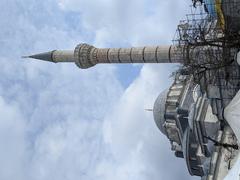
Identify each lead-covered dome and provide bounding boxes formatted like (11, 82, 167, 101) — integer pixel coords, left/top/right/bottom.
(153, 90, 169, 135)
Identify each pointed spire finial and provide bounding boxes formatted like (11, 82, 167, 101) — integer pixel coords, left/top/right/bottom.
(23, 51, 55, 62)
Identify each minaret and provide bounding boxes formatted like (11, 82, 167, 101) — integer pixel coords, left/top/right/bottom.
(24, 43, 184, 69)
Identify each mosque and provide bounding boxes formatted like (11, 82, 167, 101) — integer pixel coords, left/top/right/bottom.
(24, 0, 240, 179)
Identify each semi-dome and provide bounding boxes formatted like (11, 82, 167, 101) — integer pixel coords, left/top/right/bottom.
(153, 90, 169, 135)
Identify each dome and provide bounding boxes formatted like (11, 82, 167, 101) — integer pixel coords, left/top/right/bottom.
(153, 90, 169, 135)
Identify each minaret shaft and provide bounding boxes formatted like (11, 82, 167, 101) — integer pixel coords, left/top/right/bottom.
(26, 43, 184, 69)
(95, 46, 171, 64)
(74, 44, 183, 69)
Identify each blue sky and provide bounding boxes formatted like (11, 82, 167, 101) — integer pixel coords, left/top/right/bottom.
(0, 0, 239, 180)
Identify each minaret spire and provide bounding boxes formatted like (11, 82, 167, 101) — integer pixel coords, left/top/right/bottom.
(24, 43, 184, 69)
(22, 51, 55, 62)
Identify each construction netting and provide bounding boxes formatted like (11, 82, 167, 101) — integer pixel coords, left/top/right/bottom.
(204, 0, 240, 31)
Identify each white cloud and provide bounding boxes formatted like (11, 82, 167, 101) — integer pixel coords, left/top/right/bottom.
(1, 0, 237, 180)
(101, 64, 196, 180)
(0, 97, 27, 180)
(0, 1, 123, 179)
(57, 0, 189, 46)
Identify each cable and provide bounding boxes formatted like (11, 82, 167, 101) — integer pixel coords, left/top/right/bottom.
(203, 135, 239, 150)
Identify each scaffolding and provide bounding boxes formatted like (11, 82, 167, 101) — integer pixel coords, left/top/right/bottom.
(173, 0, 240, 119)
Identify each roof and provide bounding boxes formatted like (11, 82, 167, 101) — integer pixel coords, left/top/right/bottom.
(153, 90, 169, 135)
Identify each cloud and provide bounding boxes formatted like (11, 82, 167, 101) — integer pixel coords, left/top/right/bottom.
(57, 0, 189, 46)
(102, 64, 196, 180)
(0, 1, 122, 180)
(0, 97, 27, 180)
(1, 0, 237, 180)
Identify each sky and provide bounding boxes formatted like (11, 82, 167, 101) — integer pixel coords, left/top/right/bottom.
(0, 0, 239, 180)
